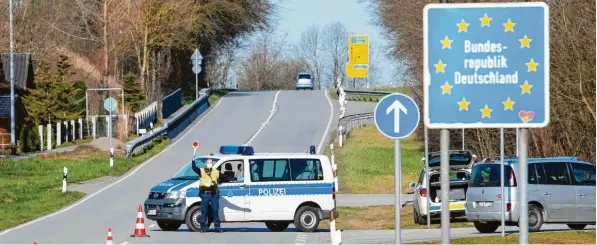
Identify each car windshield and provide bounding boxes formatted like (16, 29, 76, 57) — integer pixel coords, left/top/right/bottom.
(171, 157, 220, 180)
(470, 164, 513, 187)
(298, 74, 312, 79)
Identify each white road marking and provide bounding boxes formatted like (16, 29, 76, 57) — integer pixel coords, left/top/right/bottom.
(0, 93, 232, 237)
(244, 90, 281, 145)
(121, 242, 129, 245)
(294, 232, 308, 245)
(149, 224, 156, 228)
(316, 89, 334, 154)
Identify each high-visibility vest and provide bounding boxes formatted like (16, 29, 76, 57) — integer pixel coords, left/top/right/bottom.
(199, 168, 219, 187)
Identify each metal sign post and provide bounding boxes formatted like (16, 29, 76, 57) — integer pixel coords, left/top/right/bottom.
(424, 126, 430, 228)
(373, 93, 420, 245)
(191, 48, 203, 100)
(500, 128, 505, 237)
(104, 97, 118, 168)
(423, 2, 550, 244)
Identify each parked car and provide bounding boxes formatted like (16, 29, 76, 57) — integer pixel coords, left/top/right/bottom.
(465, 157, 596, 233)
(295, 72, 314, 90)
(409, 150, 477, 224)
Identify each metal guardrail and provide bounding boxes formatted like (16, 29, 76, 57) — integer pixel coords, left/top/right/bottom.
(338, 112, 374, 139)
(342, 88, 422, 103)
(124, 88, 212, 157)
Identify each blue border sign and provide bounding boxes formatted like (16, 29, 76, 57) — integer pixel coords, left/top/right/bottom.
(423, 2, 549, 129)
(374, 93, 420, 139)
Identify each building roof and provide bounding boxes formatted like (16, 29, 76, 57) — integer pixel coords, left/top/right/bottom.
(0, 53, 34, 91)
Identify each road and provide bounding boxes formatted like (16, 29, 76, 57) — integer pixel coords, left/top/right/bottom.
(0, 90, 334, 244)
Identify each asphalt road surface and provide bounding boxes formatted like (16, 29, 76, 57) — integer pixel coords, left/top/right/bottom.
(0, 90, 334, 244)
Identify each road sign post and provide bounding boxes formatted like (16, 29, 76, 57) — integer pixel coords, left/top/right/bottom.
(104, 97, 118, 168)
(191, 48, 203, 100)
(424, 2, 550, 244)
(374, 93, 420, 245)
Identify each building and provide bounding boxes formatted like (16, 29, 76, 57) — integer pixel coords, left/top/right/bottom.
(0, 53, 34, 152)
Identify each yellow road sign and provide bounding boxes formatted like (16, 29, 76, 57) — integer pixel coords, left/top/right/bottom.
(347, 35, 369, 78)
(348, 35, 369, 64)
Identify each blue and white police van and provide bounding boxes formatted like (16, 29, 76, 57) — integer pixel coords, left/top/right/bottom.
(143, 145, 339, 232)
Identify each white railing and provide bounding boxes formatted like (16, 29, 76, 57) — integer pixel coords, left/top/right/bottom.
(134, 101, 158, 136)
(37, 118, 87, 151)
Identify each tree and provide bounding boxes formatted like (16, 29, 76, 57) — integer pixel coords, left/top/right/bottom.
(322, 22, 348, 89)
(299, 24, 323, 89)
(22, 56, 81, 125)
(206, 41, 241, 89)
(122, 73, 145, 112)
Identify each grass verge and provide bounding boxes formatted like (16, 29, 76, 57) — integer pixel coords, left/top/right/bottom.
(416, 230, 596, 244)
(335, 125, 423, 193)
(208, 89, 231, 105)
(319, 205, 472, 230)
(0, 136, 170, 231)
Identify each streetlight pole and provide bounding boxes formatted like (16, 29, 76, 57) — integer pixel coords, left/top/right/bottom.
(9, 0, 16, 149)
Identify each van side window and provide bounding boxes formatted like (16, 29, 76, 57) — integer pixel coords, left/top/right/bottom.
(528, 163, 537, 184)
(541, 162, 571, 185)
(249, 159, 291, 182)
(569, 163, 596, 186)
(290, 159, 323, 180)
(535, 163, 547, 184)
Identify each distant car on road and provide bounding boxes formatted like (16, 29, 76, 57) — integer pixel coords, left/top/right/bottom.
(466, 157, 596, 233)
(410, 150, 477, 225)
(295, 72, 314, 90)
(143, 145, 338, 233)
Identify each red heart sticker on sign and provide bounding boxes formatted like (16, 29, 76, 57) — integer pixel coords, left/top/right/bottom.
(518, 110, 535, 123)
(193, 141, 200, 149)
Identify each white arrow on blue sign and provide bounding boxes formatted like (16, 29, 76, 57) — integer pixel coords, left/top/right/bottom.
(374, 93, 420, 139)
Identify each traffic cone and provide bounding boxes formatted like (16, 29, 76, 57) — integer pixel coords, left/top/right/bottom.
(130, 205, 150, 237)
(106, 228, 113, 245)
(33, 242, 37, 245)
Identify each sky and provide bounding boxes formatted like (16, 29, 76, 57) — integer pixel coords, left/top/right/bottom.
(237, 0, 398, 87)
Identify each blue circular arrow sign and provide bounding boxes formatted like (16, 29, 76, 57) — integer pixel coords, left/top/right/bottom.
(374, 93, 420, 139)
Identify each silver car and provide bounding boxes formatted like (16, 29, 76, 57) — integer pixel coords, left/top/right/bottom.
(409, 150, 477, 224)
(466, 157, 596, 233)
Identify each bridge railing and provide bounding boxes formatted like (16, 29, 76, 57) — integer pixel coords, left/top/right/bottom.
(124, 88, 212, 157)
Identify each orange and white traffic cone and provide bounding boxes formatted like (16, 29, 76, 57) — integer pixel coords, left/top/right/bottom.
(33, 242, 37, 245)
(130, 205, 150, 237)
(106, 228, 113, 245)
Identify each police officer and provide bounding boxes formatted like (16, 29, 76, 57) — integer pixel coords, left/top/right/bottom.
(192, 158, 222, 233)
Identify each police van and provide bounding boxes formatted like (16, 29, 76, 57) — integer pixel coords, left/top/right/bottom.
(143, 145, 339, 232)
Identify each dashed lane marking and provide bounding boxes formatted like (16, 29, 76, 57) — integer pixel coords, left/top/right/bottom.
(294, 232, 308, 245)
(244, 90, 281, 145)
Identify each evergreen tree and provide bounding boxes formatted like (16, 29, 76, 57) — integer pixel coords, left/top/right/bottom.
(123, 73, 145, 112)
(23, 55, 84, 125)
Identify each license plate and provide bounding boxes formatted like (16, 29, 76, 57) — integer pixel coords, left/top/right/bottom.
(147, 209, 157, 216)
(478, 202, 493, 207)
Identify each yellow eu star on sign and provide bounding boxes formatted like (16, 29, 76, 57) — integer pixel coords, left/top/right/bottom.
(434, 60, 447, 73)
(480, 13, 492, 27)
(502, 97, 515, 111)
(519, 35, 532, 48)
(440, 81, 453, 94)
(456, 19, 469, 33)
(480, 105, 493, 118)
(526, 58, 539, 72)
(440, 36, 453, 49)
(520, 81, 533, 94)
(457, 98, 470, 111)
(503, 18, 516, 32)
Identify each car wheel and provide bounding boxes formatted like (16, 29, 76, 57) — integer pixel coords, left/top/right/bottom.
(473, 221, 499, 233)
(157, 221, 182, 231)
(294, 206, 321, 232)
(265, 221, 290, 232)
(185, 205, 213, 232)
(413, 207, 426, 225)
(567, 224, 587, 230)
(528, 203, 543, 232)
